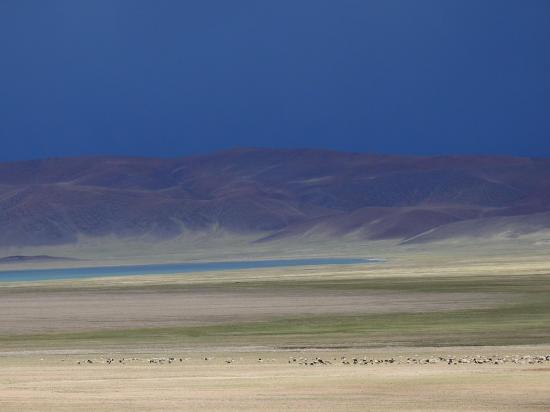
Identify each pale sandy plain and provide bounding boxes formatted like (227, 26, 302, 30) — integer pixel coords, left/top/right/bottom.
(1, 347, 550, 412)
(1, 236, 550, 411)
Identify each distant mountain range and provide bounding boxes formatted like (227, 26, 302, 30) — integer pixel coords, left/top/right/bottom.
(1, 148, 549, 248)
(0, 255, 77, 264)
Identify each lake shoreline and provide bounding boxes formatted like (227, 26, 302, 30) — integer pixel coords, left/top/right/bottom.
(0, 257, 380, 282)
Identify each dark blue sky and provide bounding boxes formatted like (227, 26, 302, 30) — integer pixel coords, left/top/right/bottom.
(1, 1, 549, 161)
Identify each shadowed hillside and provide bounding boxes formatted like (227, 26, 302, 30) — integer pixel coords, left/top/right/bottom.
(1, 148, 549, 248)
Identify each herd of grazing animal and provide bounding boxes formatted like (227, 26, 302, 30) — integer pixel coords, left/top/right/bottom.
(75, 354, 550, 367)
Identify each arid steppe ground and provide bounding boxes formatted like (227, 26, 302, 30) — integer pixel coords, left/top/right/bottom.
(1, 238, 550, 410)
(2, 347, 550, 412)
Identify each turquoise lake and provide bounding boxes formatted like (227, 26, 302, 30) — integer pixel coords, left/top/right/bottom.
(0, 258, 377, 282)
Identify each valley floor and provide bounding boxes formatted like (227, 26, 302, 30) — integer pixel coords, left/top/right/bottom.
(1, 346, 550, 411)
(1, 240, 549, 410)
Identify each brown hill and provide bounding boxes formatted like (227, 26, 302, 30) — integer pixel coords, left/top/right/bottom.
(0, 148, 549, 247)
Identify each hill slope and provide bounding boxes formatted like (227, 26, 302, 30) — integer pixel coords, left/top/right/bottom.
(1, 148, 549, 248)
